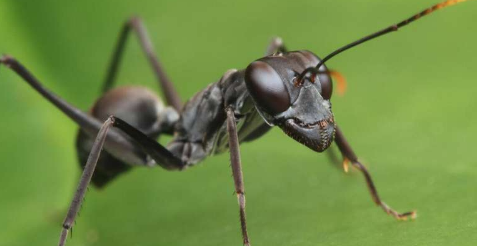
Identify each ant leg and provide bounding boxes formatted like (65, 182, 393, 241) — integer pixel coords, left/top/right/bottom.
(326, 145, 347, 171)
(1, 56, 104, 135)
(333, 125, 417, 220)
(60, 116, 184, 246)
(1, 56, 185, 244)
(225, 108, 251, 246)
(265, 37, 287, 56)
(0, 56, 182, 169)
(88, 111, 251, 245)
(102, 16, 182, 111)
(59, 117, 114, 246)
(111, 117, 183, 169)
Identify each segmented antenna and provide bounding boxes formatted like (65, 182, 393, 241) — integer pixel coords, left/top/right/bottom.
(298, 0, 470, 82)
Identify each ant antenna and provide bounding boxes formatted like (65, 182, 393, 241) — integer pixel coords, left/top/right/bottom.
(298, 0, 470, 82)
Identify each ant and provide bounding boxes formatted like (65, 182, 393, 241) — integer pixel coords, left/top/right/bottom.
(0, 0, 470, 245)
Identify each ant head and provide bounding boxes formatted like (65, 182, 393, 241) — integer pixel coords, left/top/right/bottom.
(245, 51, 335, 152)
(242, 0, 468, 152)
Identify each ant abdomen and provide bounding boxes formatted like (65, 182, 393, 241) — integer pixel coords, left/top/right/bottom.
(76, 86, 179, 187)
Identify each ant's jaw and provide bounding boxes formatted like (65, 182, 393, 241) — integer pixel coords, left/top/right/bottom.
(270, 82, 335, 152)
(279, 116, 335, 153)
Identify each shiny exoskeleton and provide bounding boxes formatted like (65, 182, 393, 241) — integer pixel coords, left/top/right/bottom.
(0, 1, 467, 246)
(76, 50, 335, 187)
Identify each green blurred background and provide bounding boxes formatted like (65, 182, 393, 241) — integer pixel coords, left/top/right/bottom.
(0, 0, 476, 245)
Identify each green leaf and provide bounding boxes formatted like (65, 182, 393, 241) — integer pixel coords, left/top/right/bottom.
(0, 0, 476, 245)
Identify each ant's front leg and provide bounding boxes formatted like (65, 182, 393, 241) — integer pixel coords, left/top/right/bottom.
(334, 125, 417, 220)
(326, 145, 345, 171)
(115, 108, 252, 246)
(226, 107, 251, 246)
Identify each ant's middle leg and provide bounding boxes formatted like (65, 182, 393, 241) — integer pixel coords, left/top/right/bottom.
(59, 117, 115, 246)
(102, 16, 182, 111)
(60, 115, 185, 246)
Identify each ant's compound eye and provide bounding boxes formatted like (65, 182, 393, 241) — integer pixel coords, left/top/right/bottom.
(318, 71, 332, 100)
(245, 61, 291, 114)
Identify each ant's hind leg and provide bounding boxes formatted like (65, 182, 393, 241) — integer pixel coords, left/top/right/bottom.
(102, 16, 181, 111)
(0, 55, 143, 157)
(333, 125, 417, 220)
(0, 55, 105, 135)
(1, 55, 184, 170)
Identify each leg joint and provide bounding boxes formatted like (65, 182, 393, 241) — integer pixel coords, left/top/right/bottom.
(62, 222, 72, 230)
(236, 192, 246, 208)
(128, 15, 142, 27)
